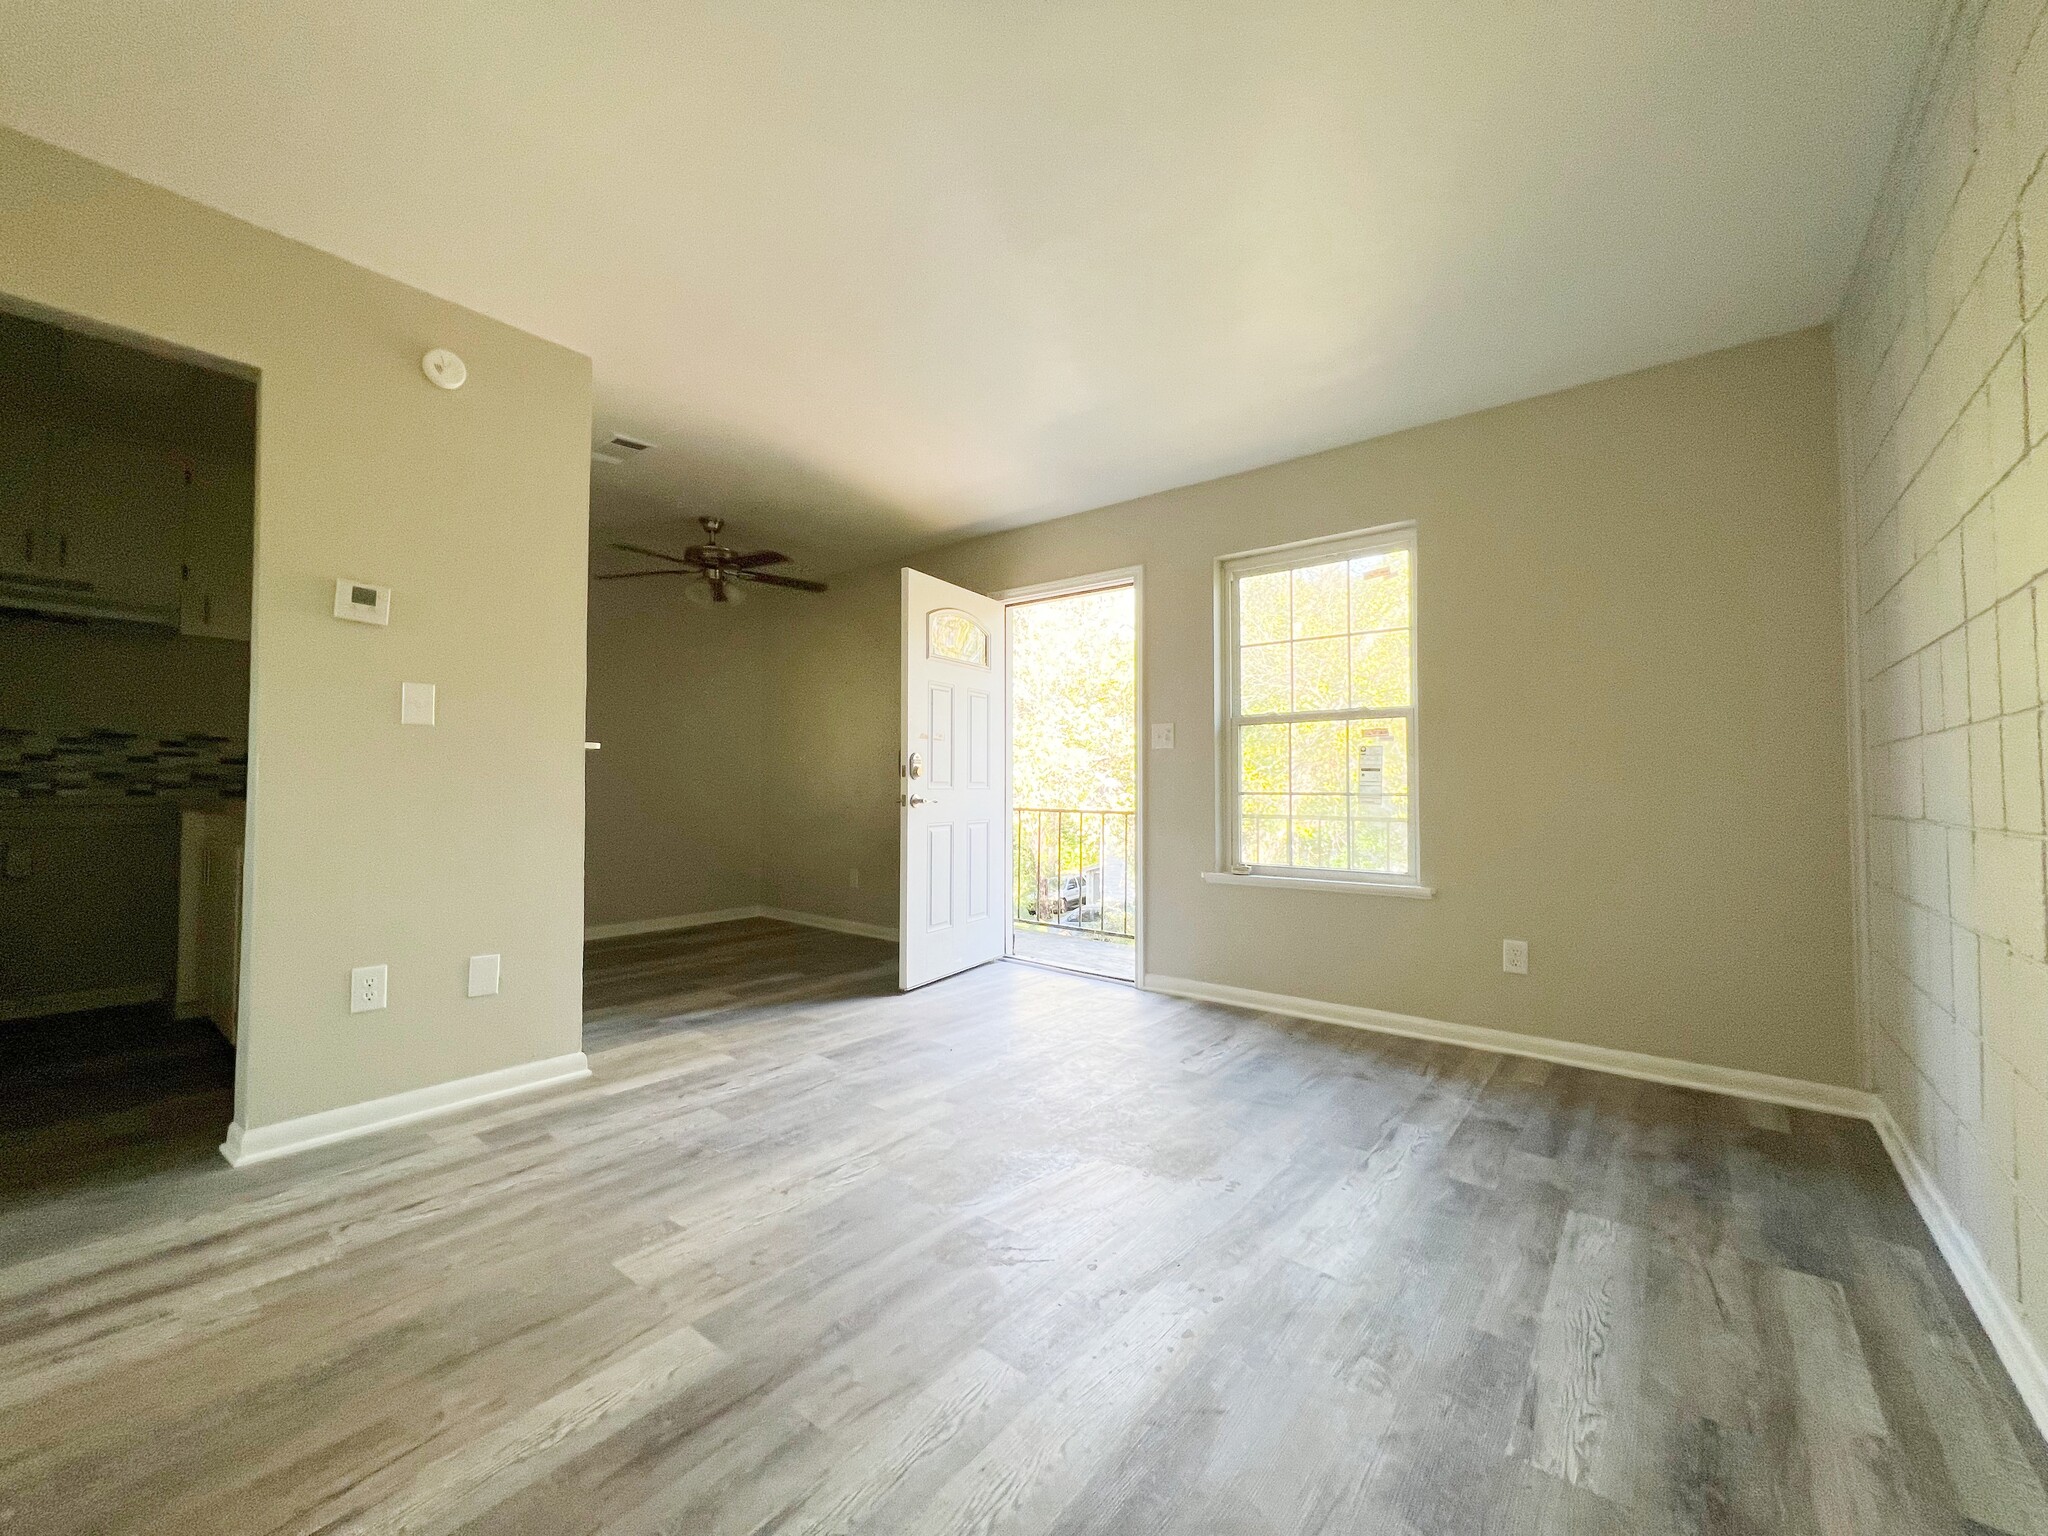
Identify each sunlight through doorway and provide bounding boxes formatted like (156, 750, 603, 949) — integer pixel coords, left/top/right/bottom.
(1006, 580, 1137, 981)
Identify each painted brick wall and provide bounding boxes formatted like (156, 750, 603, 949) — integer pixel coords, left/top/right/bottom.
(1839, 0, 2048, 1352)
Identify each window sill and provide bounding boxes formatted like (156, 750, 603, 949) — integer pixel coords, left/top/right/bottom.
(1200, 871, 1435, 899)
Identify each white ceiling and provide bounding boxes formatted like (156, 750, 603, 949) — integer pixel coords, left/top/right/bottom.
(2, 2, 1932, 570)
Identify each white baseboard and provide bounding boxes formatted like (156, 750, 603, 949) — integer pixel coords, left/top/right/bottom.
(1870, 1102, 2048, 1439)
(584, 906, 899, 944)
(0, 983, 165, 1022)
(220, 1051, 591, 1167)
(762, 907, 900, 942)
(1140, 974, 1875, 1119)
(584, 907, 763, 941)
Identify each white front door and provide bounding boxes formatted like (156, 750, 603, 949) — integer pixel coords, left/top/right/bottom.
(900, 568, 1006, 990)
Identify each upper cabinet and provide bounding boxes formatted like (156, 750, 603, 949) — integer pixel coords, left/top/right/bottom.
(52, 423, 185, 619)
(179, 450, 253, 641)
(0, 402, 49, 581)
(0, 405, 251, 636)
(0, 309, 254, 636)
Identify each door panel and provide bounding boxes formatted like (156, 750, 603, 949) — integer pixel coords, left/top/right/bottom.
(900, 569, 1006, 990)
(967, 694, 990, 788)
(926, 824, 953, 930)
(928, 684, 954, 787)
(966, 821, 989, 920)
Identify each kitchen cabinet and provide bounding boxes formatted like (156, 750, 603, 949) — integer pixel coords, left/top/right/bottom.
(0, 803, 181, 1020)
(50, 422, 184, 619)
(0, 406, 250, 631)
(0, 402, 49, 581)
(179, 450, 253, 641)
(177, 807, 244, 1044)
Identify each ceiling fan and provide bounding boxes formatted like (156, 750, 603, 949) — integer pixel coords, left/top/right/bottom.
(595, 517, 827, 604)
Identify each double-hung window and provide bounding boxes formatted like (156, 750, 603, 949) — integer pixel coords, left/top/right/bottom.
(1220, 524, 1418, 886)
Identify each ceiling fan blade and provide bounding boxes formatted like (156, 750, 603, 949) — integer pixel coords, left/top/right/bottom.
(728, 549, 791, 568)
(735, 571, 828, 592)
(595, 568, 696, 580)
(609, 541, 699, 567)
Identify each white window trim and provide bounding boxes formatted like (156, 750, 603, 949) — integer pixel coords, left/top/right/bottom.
(1214, 521, 1423, 890)
(1200, 870, 1434, 898)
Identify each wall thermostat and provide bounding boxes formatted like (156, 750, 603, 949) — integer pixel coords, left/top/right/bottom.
(421, 348, 467, 390)
(334, 578, 391, 625)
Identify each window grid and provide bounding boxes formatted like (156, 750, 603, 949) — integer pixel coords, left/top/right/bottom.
(1221, 526, 1417, 883)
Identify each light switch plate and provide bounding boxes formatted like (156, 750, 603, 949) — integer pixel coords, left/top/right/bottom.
(334, 578, 391, 625)
(1150, 723, 1175, 750)
(401, 682, 436, 726)
(467, 953, 501, 998)
(351, 963, 388, 1013)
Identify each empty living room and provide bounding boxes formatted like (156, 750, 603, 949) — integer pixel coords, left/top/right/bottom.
(6, 1, 2048, 1530)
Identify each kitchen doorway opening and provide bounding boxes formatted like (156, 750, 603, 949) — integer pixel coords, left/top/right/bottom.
(0, 295, 256, 1191)
(1003, 574, 1139, 982)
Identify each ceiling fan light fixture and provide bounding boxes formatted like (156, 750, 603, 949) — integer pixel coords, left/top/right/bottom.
(682, 574, 744, 606)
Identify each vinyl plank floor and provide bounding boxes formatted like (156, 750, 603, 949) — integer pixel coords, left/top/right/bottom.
(0, 916, 2043, 1534)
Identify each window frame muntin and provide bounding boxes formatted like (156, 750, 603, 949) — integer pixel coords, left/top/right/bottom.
(1217, 522, 1419, 887)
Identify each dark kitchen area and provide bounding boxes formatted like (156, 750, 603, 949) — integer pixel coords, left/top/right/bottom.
(0, 304, 253, 1190)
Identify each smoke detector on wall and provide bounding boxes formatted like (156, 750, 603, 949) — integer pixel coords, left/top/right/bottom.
(421, 348, 466, 389)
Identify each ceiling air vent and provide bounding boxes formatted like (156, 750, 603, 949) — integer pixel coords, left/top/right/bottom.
(607, 434, 652, 452)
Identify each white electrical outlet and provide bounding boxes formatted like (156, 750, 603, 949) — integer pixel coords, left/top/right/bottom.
(351, 963, 388, 1013)
(1502, 940, 1529, 976)
(467, 954, 501, 998)
(849, 868, 861, 888)
(1150, 723, 1175, 750)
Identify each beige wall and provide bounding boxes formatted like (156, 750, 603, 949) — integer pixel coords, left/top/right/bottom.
(0, 128, 593, 1129)
(763, 328, 1855, 1086)
(585, 577, 766, 927)
(1837, 0, 2048, 1357)
(760, 575, 904, 926)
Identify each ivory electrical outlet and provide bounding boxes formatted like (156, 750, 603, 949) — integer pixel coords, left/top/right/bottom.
(1503, 940, 1529, 975)
(351, 964, 388, 1013)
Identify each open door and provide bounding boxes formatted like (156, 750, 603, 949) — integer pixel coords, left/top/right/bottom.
(900, 568, 1007, 990)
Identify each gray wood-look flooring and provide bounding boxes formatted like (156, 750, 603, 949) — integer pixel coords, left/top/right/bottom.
(2, 916, 2044, 1533)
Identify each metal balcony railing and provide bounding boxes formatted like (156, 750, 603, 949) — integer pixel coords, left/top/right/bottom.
(1013, 808, 1136, 939)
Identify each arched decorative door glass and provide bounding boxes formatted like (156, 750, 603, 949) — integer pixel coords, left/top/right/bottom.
(927, 607, 990, 667)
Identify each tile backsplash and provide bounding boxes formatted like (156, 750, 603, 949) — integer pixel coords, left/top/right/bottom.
(0, 727, 246, 802)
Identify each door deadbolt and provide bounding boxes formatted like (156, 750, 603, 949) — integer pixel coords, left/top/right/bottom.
(906, 752, 922, 780)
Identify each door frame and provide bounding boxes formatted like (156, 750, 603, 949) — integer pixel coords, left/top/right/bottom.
(990, 566, 1145, 986)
